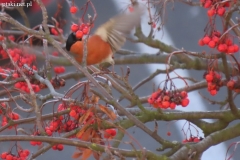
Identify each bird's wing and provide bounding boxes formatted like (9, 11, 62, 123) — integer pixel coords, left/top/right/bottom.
(94, 4, 145, 53)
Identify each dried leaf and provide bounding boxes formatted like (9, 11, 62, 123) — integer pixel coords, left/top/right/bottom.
(81, 128, 93, 141)
(76, 117, 94, 138)
(79, 107, 94, 124)
(99, 104, 117, 120)
(76, 124, 89, 139)
(92, 151, 101, 160)
(91, 94, 100, 104)
(81, 149, 92, 160)
(72, 151, 82, 159)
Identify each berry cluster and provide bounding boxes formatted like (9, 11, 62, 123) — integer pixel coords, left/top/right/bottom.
(50, 28, 63, 36)
(8, 48, 37, 67)
(148, 90, 189, 109)
(200, 0, 236, 17)
(227, 79, 240, 93)
(1, 149, 30, 160)
(52, 144, 64, 151)
(54, 66, 66, 74)
(182, 136, 203, 143)
(198, 31, 239, 54)
(14, 82, 40, 93)
(203, 70, 223, 96)
(104, 129, 117, 139)
(70, 23, 90, 39)
(1, 103, 20, 129)
(30, 131, 43, 146)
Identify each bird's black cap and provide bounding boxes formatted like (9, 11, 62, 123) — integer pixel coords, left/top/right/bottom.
(66, 33, 81, 51)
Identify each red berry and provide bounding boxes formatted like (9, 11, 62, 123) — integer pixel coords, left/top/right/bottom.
(71, 24, 79, 32)
(52, 51, 58, 56)
(182, 139, 188, 143)
(30, 141, 37, 146)
(208, 40, 216, 48)
(198, 39, 204, 46)
(217, 7, 225, 16)
(82, 27, 89, 35)
(12, 113, 19, 120)
(205, 74, 213, 82)
(227, 45, 235, 54)
(167, 132, 171, 136)
(69, 110, 77, 117)
(1, 152, 8, 159)
(151, 22, 156, 28)
(233, 44, 239, 52)
(169, 102, 176, 109)
(23, 150, 30, 156)
(148, 97, 154, 104)
(57, 144, 64, 151)
(20, 152, 27, 158)
(194, 138, 200, 142)
(51, 28, 58, 35)
(104, 129, 116, 139)
(217, 44, 227, 52)
(52, 145, 57, 150)
(202, 36, 211, 44)
(225, 39, 233, 46)
(70, 6, 78, 14)
(14, 82, 21, 88)
(180, 91, 188, 98)
(0, 35, 5, 41)
(210, 89, 217, 96)
(212, 36, 219, 43)
(46, 129, 52, 136)
(204, 0, 212, 8)
(128, 6, 134, 12)
(8, 35, 15, 41)
(207, 9, 216, 17)
(161, 101, 170, 109)
(227, 80, 235, 90)
(75, 30, 83, 39)
(6, 154, 13, 160)
(181, 98, 189, 107)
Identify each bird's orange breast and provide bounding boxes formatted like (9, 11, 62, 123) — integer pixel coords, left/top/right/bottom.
(70, 35, 112, 65)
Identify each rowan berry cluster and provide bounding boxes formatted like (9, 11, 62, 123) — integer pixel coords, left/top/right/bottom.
(104, 129, 117, 139)
(200, 0, 236, 17)
(52, 144, 64, 151)
(182, 136, 203, 143)
(30, 131, 43, 146)
(227, 79, 240, 93)
(0, 102, 20, 129)
(148, 89, 189, 109)
(54, 66, 66, 74)
(203, 70, 223, 96)
(14, 82, 40, 93)
(198, 31, 239, 54)
(1, 149, 30, 160)
(71, 23, 90, 39)
(50, 28, 63, 36)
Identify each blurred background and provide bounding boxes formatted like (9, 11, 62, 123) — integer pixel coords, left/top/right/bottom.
(1, 0, 239, 159)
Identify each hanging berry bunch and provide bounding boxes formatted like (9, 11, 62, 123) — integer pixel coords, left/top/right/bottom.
(198, 30, 239, 54)
(200, 0, 237, 17)
(227, 79, 240, 93)
(182, 135, 204, 143)
(1, 148, 30, 160)
(198, 0, 239, 54)
(70, 23, 90, 40)
(148, 89, 189, 109)
(203, 70, 223, 96)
